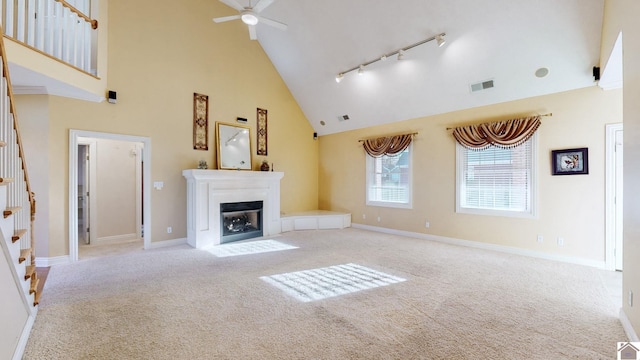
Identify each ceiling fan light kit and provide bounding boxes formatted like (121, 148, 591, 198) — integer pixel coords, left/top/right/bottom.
(241, 11, 259, 25)
(335, 32, 447, 82)
(213, 0, 287, 40)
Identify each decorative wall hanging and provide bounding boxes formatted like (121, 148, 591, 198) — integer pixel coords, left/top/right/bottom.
(193, 93, 209, 150)
(257, 108, 268, 155)
(551, 147, 589, 175)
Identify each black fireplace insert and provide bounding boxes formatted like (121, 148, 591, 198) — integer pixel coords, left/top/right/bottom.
(220, 201, 263, 243)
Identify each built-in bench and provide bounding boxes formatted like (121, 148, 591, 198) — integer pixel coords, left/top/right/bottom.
(281, 210, 351, 232)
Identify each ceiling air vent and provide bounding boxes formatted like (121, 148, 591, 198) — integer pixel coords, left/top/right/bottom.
(337, 114, 350, 121)
(470, 79, 494, 93)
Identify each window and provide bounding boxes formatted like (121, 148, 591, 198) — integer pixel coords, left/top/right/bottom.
(366, 145, 412, 208)
(456, 135, 537, 218)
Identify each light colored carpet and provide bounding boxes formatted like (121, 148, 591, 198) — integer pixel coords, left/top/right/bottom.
(24, 228, 626, 359)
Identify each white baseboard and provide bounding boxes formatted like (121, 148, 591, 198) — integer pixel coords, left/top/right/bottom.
(12, 310, 36, 360)
(95, 233, 138, 245)
(35, 255, 70, 267)
(146, 237, 187, 249)
(351, 223, 607, 269)
(620, 308, 640, 341)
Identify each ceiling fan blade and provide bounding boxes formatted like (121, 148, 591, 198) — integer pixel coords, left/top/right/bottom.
(258, 16, 288, 31)
(248, 25, 257, 40)
(252, 0, 275, 13)
(218, 0, 244, 12)
(213, 15, 241, 23)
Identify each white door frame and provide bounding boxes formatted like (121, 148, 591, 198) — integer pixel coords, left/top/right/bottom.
(605, 123, 623, 271)
(69, 130, 152, 262)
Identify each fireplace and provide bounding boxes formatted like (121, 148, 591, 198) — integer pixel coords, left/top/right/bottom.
(220, 201, 263, 243)
(182, 169, 284, 248)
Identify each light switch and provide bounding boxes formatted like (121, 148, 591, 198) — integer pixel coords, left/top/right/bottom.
(154, 181, 164, 190)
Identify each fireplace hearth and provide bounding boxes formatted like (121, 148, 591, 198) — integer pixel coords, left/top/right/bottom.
(221, 201, 263, 243)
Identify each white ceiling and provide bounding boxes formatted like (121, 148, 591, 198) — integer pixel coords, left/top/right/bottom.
(216, 0, 606, 135)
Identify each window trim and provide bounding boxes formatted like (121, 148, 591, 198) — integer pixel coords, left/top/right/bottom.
(455, 134, 538, 219)
(366, 144, 413, 209)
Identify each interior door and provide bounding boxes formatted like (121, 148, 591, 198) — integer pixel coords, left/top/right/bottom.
(614, 128, 623, 271)
(77, 144, 91, 245)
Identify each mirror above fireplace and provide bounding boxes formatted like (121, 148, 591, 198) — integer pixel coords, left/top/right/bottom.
(216, 122, 252, 170)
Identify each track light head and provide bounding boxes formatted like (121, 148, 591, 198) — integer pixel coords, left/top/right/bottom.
(397, 50, 405, 60)
(436, 34, 446, 47)
(335, 73, 344, 83)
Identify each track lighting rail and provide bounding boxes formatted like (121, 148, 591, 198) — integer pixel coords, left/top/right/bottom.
(336, 32, 446, 82)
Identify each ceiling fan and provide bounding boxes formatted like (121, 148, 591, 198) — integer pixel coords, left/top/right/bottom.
(213, 0, 288, 40)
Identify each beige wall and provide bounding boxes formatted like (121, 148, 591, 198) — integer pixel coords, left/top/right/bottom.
(602, 0, 640, 339)
(34, 0, 318, 257)
(95, 138, 138, 240)
(319, 86, 622, 262)
(15, 95, 49, 258)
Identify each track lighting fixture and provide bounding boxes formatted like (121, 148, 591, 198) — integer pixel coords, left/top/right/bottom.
(334, 32, 446, 82)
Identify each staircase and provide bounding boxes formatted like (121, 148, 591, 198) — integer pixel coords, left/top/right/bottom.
(0, 24, 39, 359)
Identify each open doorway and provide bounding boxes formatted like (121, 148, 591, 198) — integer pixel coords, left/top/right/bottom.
(69, 130, 152, 262)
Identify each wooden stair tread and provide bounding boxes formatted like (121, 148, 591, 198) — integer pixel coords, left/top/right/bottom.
(0, 177, 13, 185)
(25, 265, 35, 280)
(3, 206, 21, 218)
(18, 248, 30, 264)
(12, 229, 27, 243)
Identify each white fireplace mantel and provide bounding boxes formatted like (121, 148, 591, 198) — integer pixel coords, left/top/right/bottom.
(182, 169, 284, 248)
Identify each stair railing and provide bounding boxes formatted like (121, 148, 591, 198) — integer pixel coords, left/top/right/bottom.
(1, 0, 99, 75)
(0, 23, 36, 277)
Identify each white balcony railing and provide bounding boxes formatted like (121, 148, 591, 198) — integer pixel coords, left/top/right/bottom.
(1, 0, 98, 75)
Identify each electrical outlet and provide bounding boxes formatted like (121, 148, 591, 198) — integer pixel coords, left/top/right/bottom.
(425, 221, 430, 228)
(557, 237, 564, 246)
(362, 214, 366, 219)
(377, 216, 381, 222)
(167, 227, 172, 234)
(537, 235, 543, 243)
(630, 290, 634, 307)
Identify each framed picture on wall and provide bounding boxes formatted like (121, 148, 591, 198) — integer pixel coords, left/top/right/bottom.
(193, 93, 209, 150)
(551, 147, 589, 175)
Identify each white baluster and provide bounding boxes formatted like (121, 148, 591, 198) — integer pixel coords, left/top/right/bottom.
(5, 0, 15, 38)
(26, 0, 36, 47)
(51, 2, 65, 59)
(44, 0, 52, 54)
(34, 0, 44, 50)
(16, 0, 25, 42)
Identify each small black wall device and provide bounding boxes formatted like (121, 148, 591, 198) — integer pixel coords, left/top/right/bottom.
(592, 66, 601, 81)
(108, 90, 117, 104)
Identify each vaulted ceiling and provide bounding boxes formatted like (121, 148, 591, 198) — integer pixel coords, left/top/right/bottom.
(214, 0, 606, 135)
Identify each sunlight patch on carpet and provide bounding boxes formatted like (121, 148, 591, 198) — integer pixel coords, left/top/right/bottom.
(260, 263, 406, 302)
(206, 240, 298, 257)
